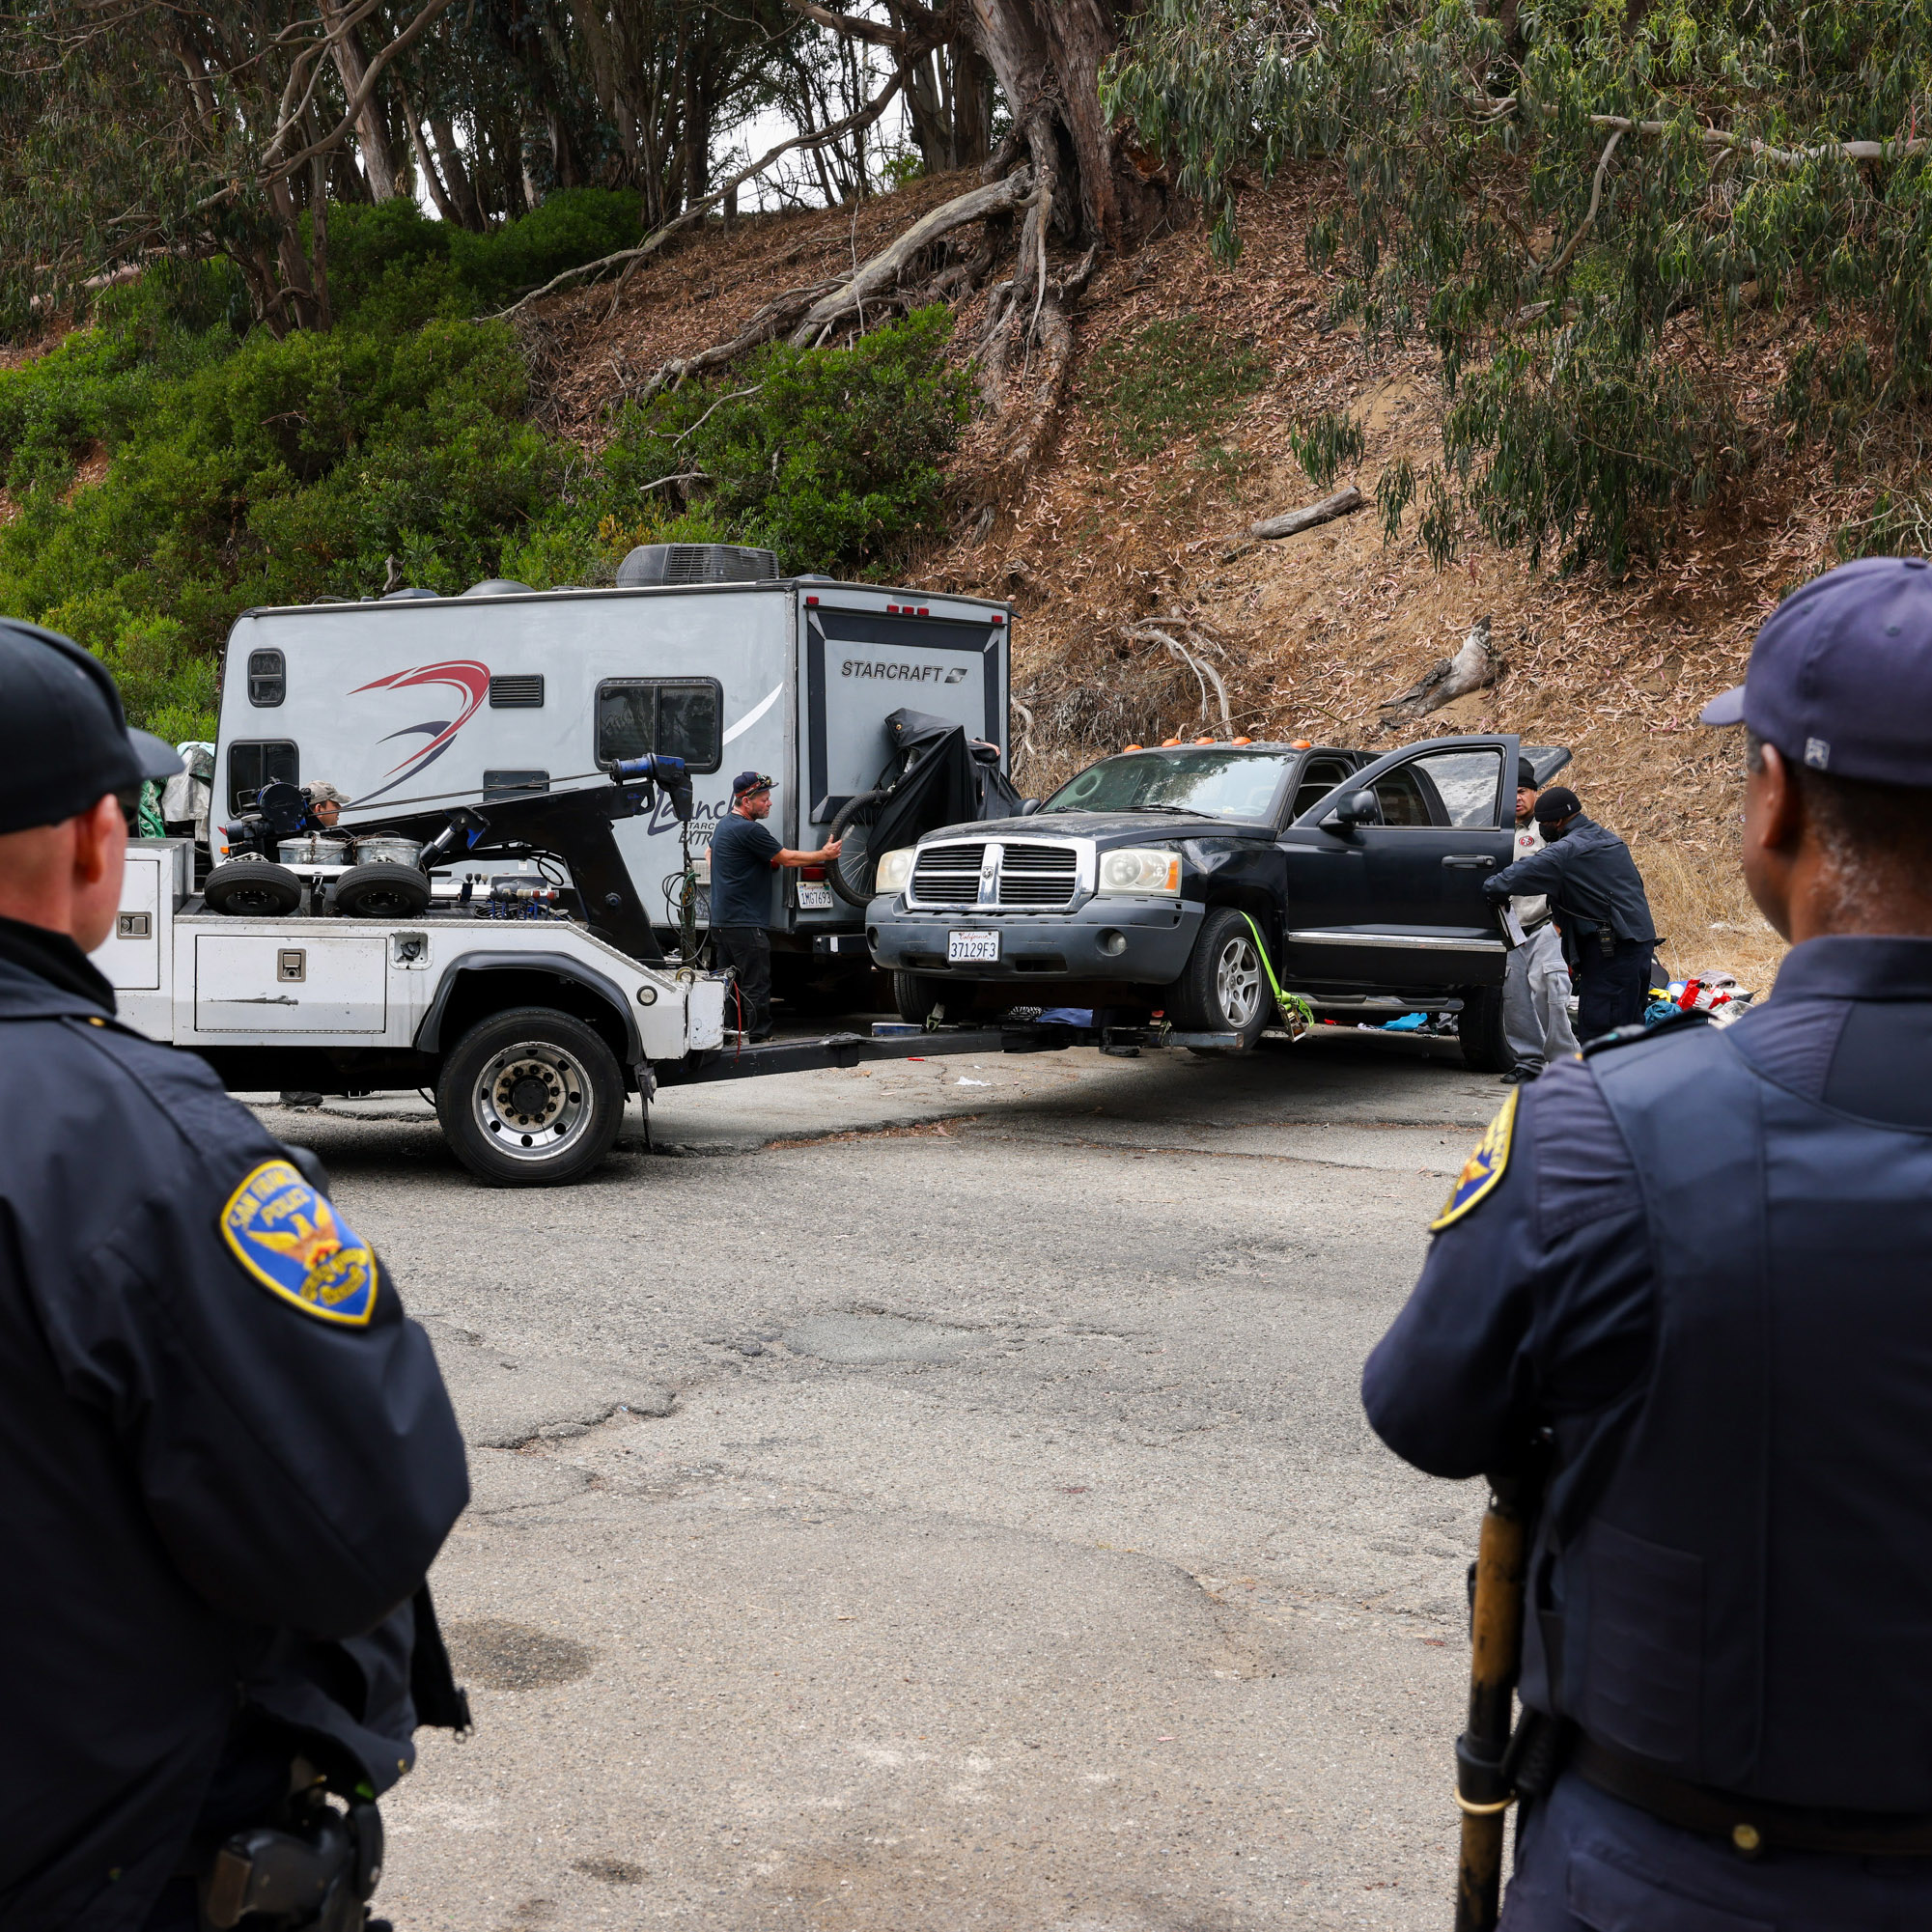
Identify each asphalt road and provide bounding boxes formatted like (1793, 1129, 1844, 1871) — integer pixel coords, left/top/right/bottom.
(264, 1025, 1509, 1932)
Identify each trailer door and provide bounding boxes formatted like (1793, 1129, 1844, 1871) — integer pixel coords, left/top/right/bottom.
(800, 603, 1006, 829)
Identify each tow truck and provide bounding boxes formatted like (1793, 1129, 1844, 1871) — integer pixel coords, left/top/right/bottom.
(96, 755, 1252, 1185)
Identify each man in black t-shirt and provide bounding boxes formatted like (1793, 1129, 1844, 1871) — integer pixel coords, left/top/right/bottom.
(708, 770, 843, 1040)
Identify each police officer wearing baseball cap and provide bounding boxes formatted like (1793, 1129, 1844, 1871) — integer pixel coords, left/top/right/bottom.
(1359, 556, 1932, 1927)
(1480, 781, 1659, 1042)
(0, 619, 470, 1929)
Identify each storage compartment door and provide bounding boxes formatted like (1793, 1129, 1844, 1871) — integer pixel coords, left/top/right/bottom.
(194, 934, 388, 1033)
(93, 854, 163, 991)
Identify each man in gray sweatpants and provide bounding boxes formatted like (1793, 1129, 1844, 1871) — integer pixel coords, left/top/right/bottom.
(1500, 760, 1579, 1084)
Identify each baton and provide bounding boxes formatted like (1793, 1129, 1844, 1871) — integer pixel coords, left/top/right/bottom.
(1453, 1473, 1532, 1932)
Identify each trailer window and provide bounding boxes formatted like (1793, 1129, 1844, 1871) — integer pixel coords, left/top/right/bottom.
(246, 650, 285, 707)
(228, 741, 298, 813)
(596, 679, 722, 772)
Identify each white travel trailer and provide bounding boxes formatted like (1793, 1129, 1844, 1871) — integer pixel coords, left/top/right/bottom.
(213, 545, 1013, 1000)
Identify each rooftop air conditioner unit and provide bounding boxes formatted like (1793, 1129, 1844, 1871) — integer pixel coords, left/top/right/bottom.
(615, 543, 780, 587)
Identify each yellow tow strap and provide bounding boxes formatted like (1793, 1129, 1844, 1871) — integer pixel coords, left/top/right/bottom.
(1239, 911, 1313, 1035)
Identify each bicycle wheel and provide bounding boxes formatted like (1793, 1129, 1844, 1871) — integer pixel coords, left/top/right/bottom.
(826, 789, 884, 908)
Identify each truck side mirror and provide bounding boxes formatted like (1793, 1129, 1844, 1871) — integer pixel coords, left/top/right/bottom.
(1019, 798, 1042, 816)
(1332, 789, 1379, 827)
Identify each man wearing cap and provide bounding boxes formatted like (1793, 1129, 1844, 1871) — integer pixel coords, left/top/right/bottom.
(706, 770, 842, 1042)
(1498, 761, 1580, 1085)
(1480, 783, 1657, 1041)
(0, 619, 469, 1928)
(1360, 555, 1932, 1927)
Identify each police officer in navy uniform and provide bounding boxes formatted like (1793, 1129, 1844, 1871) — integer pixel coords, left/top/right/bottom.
(1362, 555, 1932, 1928)
(0, 619, 470, 1928)
(1480, 785, 1658, 1039)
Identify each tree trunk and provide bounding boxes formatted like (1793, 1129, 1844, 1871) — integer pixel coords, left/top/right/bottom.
(319, 0, 403, 201)
(403, 87, 461, 227)
(431, 116, 487, 231)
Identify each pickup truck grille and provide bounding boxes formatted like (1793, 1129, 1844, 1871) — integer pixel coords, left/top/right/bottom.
(910, 843, 985, 906)
(994, 842, 1078, 907)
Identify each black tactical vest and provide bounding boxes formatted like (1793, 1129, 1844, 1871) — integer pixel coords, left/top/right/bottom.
(1537, 1022, 1932, 1809)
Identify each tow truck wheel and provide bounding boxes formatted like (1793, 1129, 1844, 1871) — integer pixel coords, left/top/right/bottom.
(204, 860, 304, 917)
(1170, 907, 1270, 1051)
(436, 1007, 625, 1186)
(891, 970, 947, 1024)
(1456, 984, 1512, 1073)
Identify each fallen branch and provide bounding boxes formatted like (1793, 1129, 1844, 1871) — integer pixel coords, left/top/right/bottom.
(634, 470, 712, 495)
(786, 169, 1033, 348)
(1127, 624, 1233, 738)
(1378, 617, 1498, 723)
(1250, 485, 1364, 541)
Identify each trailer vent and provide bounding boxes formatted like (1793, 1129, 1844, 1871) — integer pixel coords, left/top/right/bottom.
(462, 578, 535, 597)
(615, 543, 780, 587)
(380, 588, 438, 601)
(489, 675, 546, 709)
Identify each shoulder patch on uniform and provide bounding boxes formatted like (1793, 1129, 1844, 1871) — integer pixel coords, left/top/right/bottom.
(1581, 1007, 1711, 1057)
(1430, 1088, 1518, 1232)
(219, 1160, 378, 1327)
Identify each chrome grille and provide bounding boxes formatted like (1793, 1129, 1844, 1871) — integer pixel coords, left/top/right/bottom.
(995, 842, 1078, 907)
(910, 842, 985, 907)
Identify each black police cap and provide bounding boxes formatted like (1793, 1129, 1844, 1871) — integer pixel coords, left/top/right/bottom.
(1533, 785, 1582, 824)
(1701, 556, 1932, 784)
(0, 619, 182, 835)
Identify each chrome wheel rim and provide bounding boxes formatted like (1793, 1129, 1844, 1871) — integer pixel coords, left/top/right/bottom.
(1215, 937, 1264, 1029)
(472, 1041, 594, 1162)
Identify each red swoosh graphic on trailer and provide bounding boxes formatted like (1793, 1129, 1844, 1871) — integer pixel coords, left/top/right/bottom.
(349, 660, 490, 803)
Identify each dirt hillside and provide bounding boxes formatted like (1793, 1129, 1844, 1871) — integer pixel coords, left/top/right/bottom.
(529, 167, 1863, 991)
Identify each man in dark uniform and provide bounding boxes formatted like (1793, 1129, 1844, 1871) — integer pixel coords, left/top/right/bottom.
(1361, 554, 1932, 1928)
(0, 620, 470, 1929)
(1481, 785, 1658, 1039)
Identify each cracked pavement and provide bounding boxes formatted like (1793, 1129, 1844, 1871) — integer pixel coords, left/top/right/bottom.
(257, 1026, 1505, 1930)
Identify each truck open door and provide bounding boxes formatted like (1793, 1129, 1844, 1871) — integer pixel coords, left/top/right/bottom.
(1275, 734, 1519, 991)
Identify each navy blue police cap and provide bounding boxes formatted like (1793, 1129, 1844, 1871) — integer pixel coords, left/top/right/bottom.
(731, 770, 776, 798)
(0, 618, 182, 835)
(1701, 556, 1932, 783)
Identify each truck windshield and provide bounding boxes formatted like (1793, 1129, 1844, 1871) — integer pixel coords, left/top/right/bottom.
(1040, 750, 1292, 821)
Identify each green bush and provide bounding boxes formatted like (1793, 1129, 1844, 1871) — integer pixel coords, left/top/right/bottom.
(0, 222, 959, 739)
(602, 307, 970, 573)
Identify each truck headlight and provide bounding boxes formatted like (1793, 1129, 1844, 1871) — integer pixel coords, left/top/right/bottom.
(873, 846, 917, 894)
(1095, 847, 1181, 895)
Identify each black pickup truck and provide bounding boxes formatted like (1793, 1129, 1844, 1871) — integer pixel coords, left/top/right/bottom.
(863, 733, 1571, 1070)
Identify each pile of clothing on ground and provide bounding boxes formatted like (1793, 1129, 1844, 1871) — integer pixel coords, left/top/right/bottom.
(1646, 971, 1755, 1029)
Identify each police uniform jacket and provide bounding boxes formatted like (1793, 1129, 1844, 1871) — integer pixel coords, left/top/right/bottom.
(1361, 936, 1932, 1812)
(0, 918, 469, 1929)
(1484, 815, 1657, 946)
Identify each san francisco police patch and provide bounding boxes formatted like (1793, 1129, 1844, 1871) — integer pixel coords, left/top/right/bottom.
(219, 1160, 378, 1327)
(1430, 1088, 1518, 1232)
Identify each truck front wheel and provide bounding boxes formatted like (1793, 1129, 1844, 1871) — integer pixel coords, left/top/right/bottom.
(436, 1007, 625, 1186)
(1169, 907, 1270, 1050)
(891, 970, 948, 1024)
